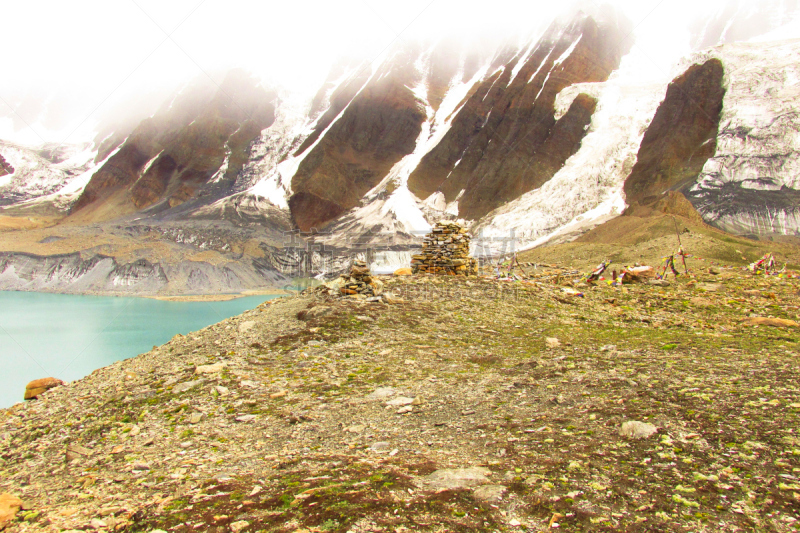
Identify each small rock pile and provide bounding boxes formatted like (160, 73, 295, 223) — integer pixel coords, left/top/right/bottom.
(329, 260, 383, 297)
(412, 221, 477, 275)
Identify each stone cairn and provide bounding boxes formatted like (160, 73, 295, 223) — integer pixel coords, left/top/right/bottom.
(339, 260, 382, 297)
(411, 221, 478, 275)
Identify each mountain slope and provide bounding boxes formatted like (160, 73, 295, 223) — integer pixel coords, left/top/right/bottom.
(70, 71, 276, 221)
(407, 9, 633, 221)
(0, 141, 96, 207)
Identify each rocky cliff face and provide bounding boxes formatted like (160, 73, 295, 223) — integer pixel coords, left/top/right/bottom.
(288, 45, 441, 231)
(0, 250, 290, 296)
(623, 58, 726, 207)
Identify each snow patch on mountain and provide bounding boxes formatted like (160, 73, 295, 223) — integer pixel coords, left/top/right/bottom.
(244, 68, 384, 210)
(316, 54, 494, 246)
(59, 146, 118, 196)
(8, 145, 121, 212)
(474, 64, 671, 254)
(423, 191, 461, 216)
(509, 39, 541, 87)
(0, 141, 97, 206)
(209, 148, 231, 184)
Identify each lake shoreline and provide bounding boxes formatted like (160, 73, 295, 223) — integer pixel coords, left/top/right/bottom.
(147, 288, 292, 302)
(0, 291, 284, 408)
(0, 286, 294, 301)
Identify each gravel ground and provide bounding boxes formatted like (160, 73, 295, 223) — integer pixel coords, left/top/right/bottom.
(1, 266, 800, 532)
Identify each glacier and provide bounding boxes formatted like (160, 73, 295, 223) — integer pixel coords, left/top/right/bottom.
(687, 39, 800, 236)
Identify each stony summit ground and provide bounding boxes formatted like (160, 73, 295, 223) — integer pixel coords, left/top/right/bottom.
(2, 249, 800, 532)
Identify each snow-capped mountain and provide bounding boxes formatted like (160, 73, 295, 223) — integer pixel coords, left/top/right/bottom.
(0, 141, 98, 209)
(4, 1, 800, 264)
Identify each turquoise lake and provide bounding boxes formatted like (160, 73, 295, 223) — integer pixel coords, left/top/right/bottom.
(0, 291, 283, 408)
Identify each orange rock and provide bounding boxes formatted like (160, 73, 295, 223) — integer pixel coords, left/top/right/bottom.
(394, 268, 413, 276)
(0, 493, 24, 529)
(24, 377, 63, 401)
(742, 317, 798, 328)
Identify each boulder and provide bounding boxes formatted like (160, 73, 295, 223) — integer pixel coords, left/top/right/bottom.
(383, 292, 406, 304)
(416, 467, 491, 490)
(368, 387, 398, 400)
(370, 278, 384, 296)
(65, 444, 93, 462)
(23, 377, 64, 400)
(195, 363, 226, 374)
(473, 485, 507, 502)
(620, 421, 658, 439)
(0, 493, 23, 530)
(323, 277, 346, 292)
(621, 266, 655, 283)
(238, 320, 256, 333)
(743, 317, 798, 328)
(394, 267, 413, 276)
(173, 379, 203, 393)
(386, 396, 416, 406)
(299, 305, 335, 321)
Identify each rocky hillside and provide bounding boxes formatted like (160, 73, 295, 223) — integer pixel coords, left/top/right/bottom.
(2, 231, 800, 531)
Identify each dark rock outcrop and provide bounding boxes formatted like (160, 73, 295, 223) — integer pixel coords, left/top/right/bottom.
(623, 58, 726, 207)
(623, 190, 706, 224)
(0, 153, 13, 177)
(289, 48, 427, 231)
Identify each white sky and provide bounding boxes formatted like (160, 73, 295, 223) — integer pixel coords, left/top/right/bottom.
(0, 0, 766, 146)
